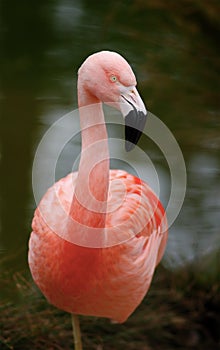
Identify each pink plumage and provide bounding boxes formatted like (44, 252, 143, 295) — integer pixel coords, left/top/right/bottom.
(28, 51, 168, 324)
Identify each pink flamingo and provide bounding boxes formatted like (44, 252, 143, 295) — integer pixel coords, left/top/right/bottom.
(28, 51, 168, 349)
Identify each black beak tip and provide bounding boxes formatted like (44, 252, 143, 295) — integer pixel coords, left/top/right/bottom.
(124, 110, 147, 152)
(125, 140, 135, 152)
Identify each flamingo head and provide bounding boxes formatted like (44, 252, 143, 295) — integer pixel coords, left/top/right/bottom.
(78, 51, 147, 151)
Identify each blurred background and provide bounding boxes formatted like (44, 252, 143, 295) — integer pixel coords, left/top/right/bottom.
(0, 1, 220, 349)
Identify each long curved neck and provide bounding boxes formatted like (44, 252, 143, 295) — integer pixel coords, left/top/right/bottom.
(69, 83, 109, 228)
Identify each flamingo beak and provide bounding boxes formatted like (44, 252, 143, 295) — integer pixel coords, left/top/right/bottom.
(119, 87, 147, 151)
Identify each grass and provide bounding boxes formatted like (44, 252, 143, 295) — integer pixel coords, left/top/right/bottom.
(0, 251, 220, 350)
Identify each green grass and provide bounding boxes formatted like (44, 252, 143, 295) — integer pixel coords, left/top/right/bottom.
(0, 252, 220, 350)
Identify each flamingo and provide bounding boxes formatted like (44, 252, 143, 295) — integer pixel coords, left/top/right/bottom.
(28, 51, 168, 349)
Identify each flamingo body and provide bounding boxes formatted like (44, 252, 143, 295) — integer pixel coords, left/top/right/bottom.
(29, 170, 167, 323)
(28, 51, 168, 324)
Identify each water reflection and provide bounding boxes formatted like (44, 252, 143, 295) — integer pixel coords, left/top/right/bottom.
(0, 1, 219, 272)
(0, 0, 59, 268)
(166, 151, 220, 268)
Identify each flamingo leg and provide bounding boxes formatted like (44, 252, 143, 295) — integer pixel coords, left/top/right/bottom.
(71, 314, 83, 350)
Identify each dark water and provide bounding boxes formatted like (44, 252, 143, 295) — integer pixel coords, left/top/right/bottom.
(1, 1, 220, 274)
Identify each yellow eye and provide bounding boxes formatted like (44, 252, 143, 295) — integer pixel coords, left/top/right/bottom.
(110, 75, 117, 83)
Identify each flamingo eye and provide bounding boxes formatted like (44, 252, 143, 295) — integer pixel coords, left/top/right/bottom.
(110, 75, 117, 83)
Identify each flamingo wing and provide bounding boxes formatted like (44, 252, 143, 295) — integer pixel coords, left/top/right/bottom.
(29, 170, 167, 323)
